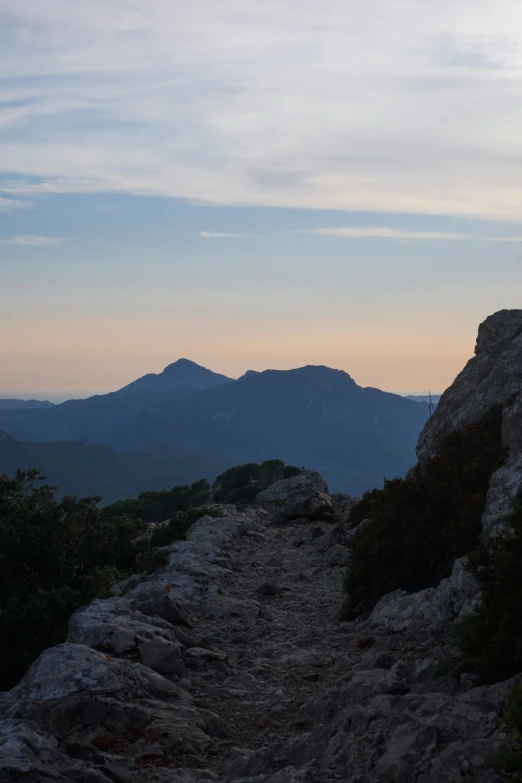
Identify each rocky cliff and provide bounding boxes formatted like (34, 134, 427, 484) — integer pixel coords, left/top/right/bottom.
(418, 309, 522, 535)
(1, 311, 521, 783)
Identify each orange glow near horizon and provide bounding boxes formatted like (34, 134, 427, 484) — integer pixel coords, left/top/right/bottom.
(0, 315, 476, 397)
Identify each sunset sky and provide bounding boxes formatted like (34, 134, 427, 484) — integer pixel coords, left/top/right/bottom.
(1, 0, 522, 400)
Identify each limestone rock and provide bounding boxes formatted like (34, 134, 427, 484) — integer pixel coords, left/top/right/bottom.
(256, 471, 334, 521)
(0, 719, 133, 783)
(367, 557, 479, 634)
(417, 309, 522, 533)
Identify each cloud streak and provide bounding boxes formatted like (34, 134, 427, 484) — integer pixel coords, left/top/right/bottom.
(303, 227, 471, 240)
(0, 197, 32, 212)
(1, 235, 65, 247)
(301, 227, 522, 241)
(200, 231, 263, 238)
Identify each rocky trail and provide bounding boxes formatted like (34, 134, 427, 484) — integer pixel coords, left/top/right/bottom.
(0, 487, 516, 783)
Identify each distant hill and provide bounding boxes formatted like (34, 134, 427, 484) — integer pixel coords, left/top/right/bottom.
(0, 432, 232, 504)
(0, 399, 55, 411)
(0, 362, 430, 495)
(116, 358, 232, 397)
(109, 365, 430, 494)
(406, 395, 441, 405)
(0, 361, 230, 444)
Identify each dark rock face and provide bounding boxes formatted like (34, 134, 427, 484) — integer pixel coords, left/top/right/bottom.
(256, 471, 334, 521)
(418, 309, 522, 535)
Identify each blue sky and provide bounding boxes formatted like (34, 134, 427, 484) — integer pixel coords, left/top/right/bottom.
(1, 0, 522, 399)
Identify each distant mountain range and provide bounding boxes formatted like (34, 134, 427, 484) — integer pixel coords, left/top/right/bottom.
(0, 359, 430, 498)
(0, 399, 55, 411)
(0, 431, 232, 505)
(406, 394, 441, 405)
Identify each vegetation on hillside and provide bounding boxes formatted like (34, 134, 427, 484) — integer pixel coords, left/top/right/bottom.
(0, 469, 167, 690)
(345, 406, 506, 614)
(102, 478, 212, 523)
(455, 493, 522, 685)
(0, 459, 302, 690)
(212, 459, 301, 504)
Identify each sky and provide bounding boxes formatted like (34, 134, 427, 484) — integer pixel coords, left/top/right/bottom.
(1, 0, 522, 401)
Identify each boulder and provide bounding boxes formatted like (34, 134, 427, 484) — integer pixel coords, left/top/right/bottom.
(256, 471, 334, 521)
(367, 558, 479, 635)
(0, 719, 133, 783)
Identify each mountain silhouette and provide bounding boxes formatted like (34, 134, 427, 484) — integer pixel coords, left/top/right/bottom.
(0, 432, 232, 504)
(115, 358, 232, 396)
(0, 362, 430, 495)
(0, 399, 55, 411)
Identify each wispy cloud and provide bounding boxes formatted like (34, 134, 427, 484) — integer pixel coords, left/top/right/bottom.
(200, 231, 263, 239)
(302, 227, 522, 241)
(0, 197, 32, 213)
(1, 2, 522, 219)
(1, 235, 65, 247)
(302, 227, 471, 240)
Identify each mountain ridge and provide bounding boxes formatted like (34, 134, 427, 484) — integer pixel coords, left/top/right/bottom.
(0, 361, 430, 495)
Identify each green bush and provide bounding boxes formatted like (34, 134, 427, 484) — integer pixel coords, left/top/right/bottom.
(0, 469, 162, 690)
(212, 459, 302, 504)
(455, 495, 522, 684)
(102, 478, 212, 524)
(150, 505, 223, 548)
(345, 406, 506, 614)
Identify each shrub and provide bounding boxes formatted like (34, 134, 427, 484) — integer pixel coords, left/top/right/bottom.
(102, 478, 212, 524)
(491, 683, 522, 780)
(150, 505, 223, 548)
(345, 406, 506, 614)
(0, 469, 161, 690)
(455, 494, 522, 684)
(213, 460, 302, 504)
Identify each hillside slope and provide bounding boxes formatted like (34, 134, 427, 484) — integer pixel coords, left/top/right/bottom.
(0, 399, 55, 411)
(0, 432, 231, 503)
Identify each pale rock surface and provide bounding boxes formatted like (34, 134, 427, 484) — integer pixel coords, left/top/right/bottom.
(367, 557, 480, 634)
(256, 471, 334, 521)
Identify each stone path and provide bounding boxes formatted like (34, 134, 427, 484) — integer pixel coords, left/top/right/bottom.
(187, 515, 355, 767)
(0, 505, 516, 783)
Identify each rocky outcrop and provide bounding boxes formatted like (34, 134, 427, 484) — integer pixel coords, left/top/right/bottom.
(256, 471, 334, 521)
(367, 557, 480, 635)
(418, 309, 522, 534)
(0, 495, 515, 783)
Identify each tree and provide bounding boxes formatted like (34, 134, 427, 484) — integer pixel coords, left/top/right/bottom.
(0, 469, 159, 690)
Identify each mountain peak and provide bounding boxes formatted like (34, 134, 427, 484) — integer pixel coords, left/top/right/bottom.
(116, 359, 232, 397)
(164, 358, 200, 372)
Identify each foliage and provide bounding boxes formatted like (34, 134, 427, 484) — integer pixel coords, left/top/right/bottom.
(455, 494, 522, 684)
(212, 459, 302, 504)
(345, 406, 506, 613)
(150, 505, 223, 548)
(103, 478, 223, 549)
(102, 478, 212, 523)
(491, 683, 522, 780)
(0, 469, 163, 690)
